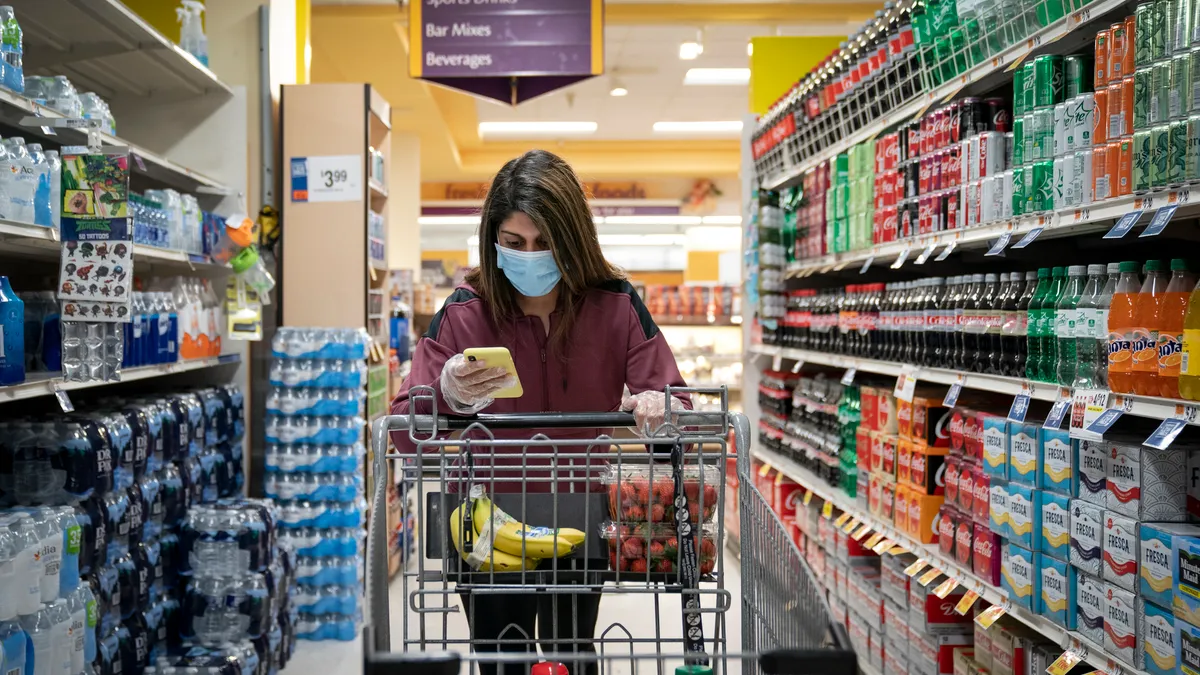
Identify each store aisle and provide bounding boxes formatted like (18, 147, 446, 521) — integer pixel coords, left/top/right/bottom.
(295, 548, 742, 675)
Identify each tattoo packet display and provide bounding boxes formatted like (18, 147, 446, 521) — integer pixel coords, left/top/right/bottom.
(57, 147, 131, 382)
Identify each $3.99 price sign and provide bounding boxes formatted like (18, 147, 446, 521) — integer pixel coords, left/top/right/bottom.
(290, 155, 364, 203)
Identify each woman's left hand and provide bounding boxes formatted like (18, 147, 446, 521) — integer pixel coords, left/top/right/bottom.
(620, 390, 686, 436)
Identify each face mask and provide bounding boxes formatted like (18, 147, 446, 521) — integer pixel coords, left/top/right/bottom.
(494, 244, 562, 297)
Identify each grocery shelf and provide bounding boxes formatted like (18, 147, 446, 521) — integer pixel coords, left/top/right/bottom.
(0, 217, 228, 272)
(783, 188, 1196, 278)
(760, 0, 1123, 191)
(0, 354, 241, 405)
(749, 345, 1196, 423)
(754, 445, 1150, 675)
(369, 180, 389, 199)
(654, 315, 742, 327)
(21, 0, 233, 102)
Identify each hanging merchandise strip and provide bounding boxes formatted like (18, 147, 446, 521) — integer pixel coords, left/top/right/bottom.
(671, 440, 706, 662)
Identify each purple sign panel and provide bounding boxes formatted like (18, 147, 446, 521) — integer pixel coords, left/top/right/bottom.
(410, 0, 603, 104)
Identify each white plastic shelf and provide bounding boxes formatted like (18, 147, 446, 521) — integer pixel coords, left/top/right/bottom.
(0, 354, 241, 405)
(753, 445, 1151, 675)
(0, 217, 227, 272)
(749, 345, 1194, 423)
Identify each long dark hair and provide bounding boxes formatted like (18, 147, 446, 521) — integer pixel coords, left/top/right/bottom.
(466, 150, 625, 352)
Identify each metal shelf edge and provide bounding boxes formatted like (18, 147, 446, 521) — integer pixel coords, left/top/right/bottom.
(0, 354, 241, 404)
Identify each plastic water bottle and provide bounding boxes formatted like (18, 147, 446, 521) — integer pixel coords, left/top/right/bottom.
(58, 507, 81, 597)
(77, 585, 97, 667)
(19, 605, 52, 675)
(48, 598, 72, 675)
(45, 150, 60, 230)
(11, 516, 43, 615)
(66, 588, 87, 674)
(28, 142, 49, 227)
(31, 507, 63, 602)
(0, 6, 22, 93)
(0, 276, 25, 385)
(0, 607, 26, 675)
(4, 138, 35, 223)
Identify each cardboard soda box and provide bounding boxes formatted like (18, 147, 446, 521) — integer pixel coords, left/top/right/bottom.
(980, 413, 1009, 480)
(1037, 553, 1077, 629)
(912, 394, 952, 448)
(1140, 523, 1200, 609)
(948, 408, 967, 457)
(911, 442, 949, 496)
(774, 474, 805, 525)
(1076, 571, 1105, 645)
(1103, 511, 1139, 593)
(1007, 420, 1041, 487)
(1076, 439, 1107, 506)
(1041, 491, 1071, 561)
(898, 438, 914, 485)
(910, 492, 946, 544)
(963, 412, 984, 464)
(862, 386, 880, 432)
(957, 462, 976, 514)
(944, 456, 961, 505)
(973, 523, 1002, 586)
(1070, 499, 1104, 576)
(1041, 427, 1075, 495)
(1143, 599, 1177, 675)
(1001, 542, 1039, 611)
(972, 470, 991, 526)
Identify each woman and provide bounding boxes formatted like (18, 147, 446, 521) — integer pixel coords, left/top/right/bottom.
(390, 149, 690, 675)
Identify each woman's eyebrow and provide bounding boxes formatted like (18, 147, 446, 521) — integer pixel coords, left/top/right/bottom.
(498, 229, 523, 239)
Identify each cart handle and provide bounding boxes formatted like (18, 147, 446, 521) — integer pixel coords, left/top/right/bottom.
(389, 410, 729, 432)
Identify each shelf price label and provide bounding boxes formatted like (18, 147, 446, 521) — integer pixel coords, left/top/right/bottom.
(1145, 417, 1188, 450)
(1085, 407, 1125, 436)
(1069, 389, 1112, 441)
(290, 154, 364, 203)
(803, 490, 814, 506)
(843, 517, 861, 534)
(975, 602, 1010, 629)
(891, 247, 911, 269)
(889, 545, 910, 555)
(864, 532, 885, 549)
(1007, 383, 1032, 422)
(822, 502, 834, 519)
(932, 577, 960, 599)
(943, 375, 965, 408)
(53, 388, 74, 413)
(904, 559, 929, 577)
(860, 255, 875, 274)
(954, 590, 980, 614)
(915, 242, 938, 265)
(791, 359, 806, 374)
(894, 365, 918, 402)
(1046, 650, 1085, 675)
(985, 230, 1012, 256)
(1103, 210, 1143, 239)
(1043, 388, 1072, 430)
(851, 523, 873, 541)
(917, 567, 944, 587)
(1140, 204, 1179, 237)
(772, 354, 783, 370)
(935, 239, 957, 261)
(1011, 226, 1044, 249)
(841, 367, 857, 386)
(872, 538, 895, 554)
(835, 512, 852, 528)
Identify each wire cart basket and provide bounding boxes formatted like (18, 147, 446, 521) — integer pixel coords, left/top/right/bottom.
(361, 385, 857, 675)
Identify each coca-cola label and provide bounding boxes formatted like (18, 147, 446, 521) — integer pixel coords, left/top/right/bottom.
(880, 483, 895, 519)
(972, 472, 991, 524)
(948, 410, 966, 453)
(972, 524, 1001, 585)
(938, 508, 956, 556)
(898, 442, 913, 484)
(944, 459, 961, 504)
(957, 464, 976, 513)
(955, 521, 973, 566)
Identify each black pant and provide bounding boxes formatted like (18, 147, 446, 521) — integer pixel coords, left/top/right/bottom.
(460, 592, 602, 675)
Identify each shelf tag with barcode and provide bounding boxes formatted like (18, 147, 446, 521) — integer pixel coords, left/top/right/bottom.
(54, 387, 74, 413)
(1085, 407, 1124, 435)
(1177, 403, 1199, 424)
(915, 242, 938, 265)
(872, 538, 895, 554)
(860, 256, 875, 274)
(1140, 204, 1179, 237)
(943, 375, 964, 407)
(1044, 388, 1072, 430)
(822, 502, 833, 519)
(985, 231, 1012, 256)
(975, 602, 1009, 629)
(791, 359, 805, 374)
(852, 523, 873, 541)
(932, 577, 960, 599)
(904, 559, 929, 577)
(1046, 650, 1084, 675)
(772, 354, 783, 370)
(1103, 210, 1143, 238)
(835, 512, 852, 527)
(918, 567, 944, 586)
(1007, 383, 1032, 422)
(1069, 389, 1112, 441)
(935, 239, 957, 261)
(1011, 226, 1044, 249)
(803, 490, 814, 506)
(894, 365, 918, 402)
(864, 532, 885, 549)
(954, 590, 980, 614)
(841, 367, 857, 386)
(889, 545, 910, 555)
(843, 517, 861, 534)
(1145, 418, 1187, 450)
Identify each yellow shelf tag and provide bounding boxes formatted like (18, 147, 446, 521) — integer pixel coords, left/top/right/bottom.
(904, 559, 929, 577)
(1046, 650, 1083, 675)
(872, 538, 895, 554)
(835, 512, 851, 527)
(918, 567, 943, 586)
(954, 590, 980, 614)
(864, 532, 885, 549)
(822, 502, 834, 519)
(932, 577, 960, 599)
(852, 523, 872, 541)
(803, 491, 814, 506)
(975, 602, 1009, 629)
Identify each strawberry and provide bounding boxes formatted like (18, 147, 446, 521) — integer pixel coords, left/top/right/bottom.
(664, 537, 679, 558)
(621, 537, 644, 559)
(648, 541, 666, 559)
(654, 481, 674, 505)
(703, 485, 719, 503)
(699, 559, 715, 575)
(700, 539, 717, 557)
(609, 551, 618, 569)
(618, 556, 631, 571)
(630, 558, 648, 574)
(626, 505, 645, 521)
(650, 504, 666, 522)
(654, 558, 674, 573)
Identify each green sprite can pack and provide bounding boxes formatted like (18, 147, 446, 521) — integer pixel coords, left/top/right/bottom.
(1133, 128, 1153, 192)
(1186, 114, 1200, 180)
(1136, 67, 1153, 129)
(1065, 54, 1093, 98)
(1137, 3, 1157, 67)
(1031, 160, 1054, 211)
(1013, 116, 1026, 165)
(1034, 54, 1065, 108)
(1151, 123, 1171, 186)
(1033, 108, 1055, 160)
(1012, 165, 1026, 216)
(1169, 117, 1188, 183)
(1154, 60, 1172, 123)
(1174, 52, 1193, 118)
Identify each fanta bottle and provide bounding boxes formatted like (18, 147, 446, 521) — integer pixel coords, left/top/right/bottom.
(1107, 260, 1142, 394)
(1132, 260, 1167, 396)
(1180, 275, 1200, 400)
(1157, 259, 1196, 398)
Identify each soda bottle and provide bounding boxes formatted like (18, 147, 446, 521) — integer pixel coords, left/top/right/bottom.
(988, 273, 1012, 374)
(925, 278, 946, 367)
(1132, 260, 1167, 396)
(1157, 259, 1195, 398)
(1073, 264, 1107, 389)
(1044, 267, 1068, 383)
(1026, 269, 1050, 380)
(1008, 271, 1035, 377)
(1108, 261, 1143, 394)
(1056, 266, 1086, 386)
(1181, 271, 1200, 400)
(975, 273, 1000, 373)
(934, 277, 955, 367)
(1097, 262, 1119, 389)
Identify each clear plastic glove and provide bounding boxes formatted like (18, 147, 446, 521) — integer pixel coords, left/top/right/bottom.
(620, 390, 686, 437)
(440, 354, 516, 415)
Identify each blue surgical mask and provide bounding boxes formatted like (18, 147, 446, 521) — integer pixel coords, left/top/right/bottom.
(495, 244, 562, 297)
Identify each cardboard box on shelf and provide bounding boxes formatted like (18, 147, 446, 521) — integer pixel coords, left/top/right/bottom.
(1174, 535, 1200, 627)
(1076, 439, 1107, 506)
(909, 492, 946, 545)
(911, 393, 952, 448)
(862, 386, 880, 432)
(957, 461, 976, 514)
(971, 470, 990, 526)
(898, 438, 914, 485)
(909, 632, 973, 675)
(1070, 499, 1104, 577)
(1038, 552, 1077, 630)
(1006, 482, 1041, 551)
(774, 474, 805, 525)
(973, 523, 1002, 586)
(1177, 614, 1200, 675)
(945, 457, 961, 505)
(1103, 511, 1140, 593)
(1041, 491, 1071, 562)
(951, 649, 977, 675)
(1142, 598, 1177, 675)
(1141, 523, 1200, 609)
(908, 567, 973, 635)
(1040, 427, 1075, 496)
(1076, 571, 1106, 646)
(948, 408, 966, 457)
(1001, 542, 1039, 612)
(1103, 582, 1139, 667)
(1007, 420, 1041, 487)
(911, 443, 949, 496)
(963, 412, 983, 465)
(989, 479, 1010, 540)
(973, 615, 993, 672)
(1107, 438, 1197, 521)
(980, 413, 1008, 480)
(955, 518, 973, 569)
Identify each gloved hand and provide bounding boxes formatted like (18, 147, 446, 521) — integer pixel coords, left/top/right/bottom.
(620, 390, 686, 436)
(439, 354, 517, 415)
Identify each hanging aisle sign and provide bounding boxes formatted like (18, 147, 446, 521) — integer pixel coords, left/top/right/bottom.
(409, 0, 604, 104)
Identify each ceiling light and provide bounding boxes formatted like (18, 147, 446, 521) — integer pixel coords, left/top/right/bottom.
(478, 121, 598, 137)
(747, 42, 754, 56)
(599, 234, 688, 246)
(684, 68, 751, 86)
(610, 85, 628, 97)
(701, 215, 743, 225)
(602, 215, 703, 226)
(652, 121, 744, 134)
(418, 216, 480, 226)
(679, 41, 703, 60)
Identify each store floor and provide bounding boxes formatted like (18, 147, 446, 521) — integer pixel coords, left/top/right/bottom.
(294, 548, 743, 675)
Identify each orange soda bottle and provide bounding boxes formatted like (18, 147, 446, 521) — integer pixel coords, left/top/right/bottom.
(1157, 259, 1196, 399)
(1107, 260, 1142, 394)
(1131, 260, 1166, 396)
(1181, 273, 1200, 400)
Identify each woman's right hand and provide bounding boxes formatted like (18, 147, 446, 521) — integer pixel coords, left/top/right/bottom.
(439, 353, 516, 414)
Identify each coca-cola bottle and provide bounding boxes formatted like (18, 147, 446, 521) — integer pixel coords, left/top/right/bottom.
(931, 276, 953, 367)
(960, 274, 985, 370)
(980, 273, 1003, 373)
(924, 277, 945, 368)
(1011, 271, 1036, 377)
(950, 275, 969, 369)
(899, 281, 915, 363)
(989, 273, 1015, 374)
(880, 282, 896, 360)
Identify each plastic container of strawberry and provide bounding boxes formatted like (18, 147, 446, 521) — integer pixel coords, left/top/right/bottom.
(602, 463, 722, 524)
(600, 521, 718, 575)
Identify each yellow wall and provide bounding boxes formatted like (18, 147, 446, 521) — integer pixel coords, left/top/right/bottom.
(629, 271, 685, 286)
(422, 250, 470, 268)
(749, 36, 844, 114)
(685, 251, 721, 283)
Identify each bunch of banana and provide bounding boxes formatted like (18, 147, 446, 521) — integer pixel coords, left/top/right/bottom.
(448, 498, 537, 572)
(474, 495, 586, 559)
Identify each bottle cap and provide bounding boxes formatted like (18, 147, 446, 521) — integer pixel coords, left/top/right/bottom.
(1087, 264, 1105, 274)
(1037, 268, 1049, 278)
(1171, 258, 1189, 271)
(1118, 261, 1140, 273)
(985, 273, 998, 282)
(1068, 265, 1086, 275)
(1051, 266, 1065, 276)
(1107, 262, 1120, 273)
(676, 667, 714, 675)
(1026, 270, 1037, 279)
(1145, 259, 1164, 272)
(971, 273, 984, 282)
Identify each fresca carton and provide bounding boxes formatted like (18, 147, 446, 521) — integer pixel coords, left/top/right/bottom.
(1141, 524, 1200, 610)
(1069, 500, 1104, 576)
(1076, 440, 1108, 506)
(1001, 542, 1038, 612)
(980, 413, 1008, 480)
(1143, 599, 1177, 675)
(989, 480, 1010, 539)
(1103, 583, 1139, 667)
(1007, 421, 1040, 487)
(1006, 482, 1041, 551)
(1040, 427, 1075, 495)
(1076, 572, 1105, 645)
(1174, 535, 1200, 627)
(1037, 553, 1077, 629)
(1103, 511, 1140, 593)
(1180, 617, 1200, 675)
(1108, 439, 1195, 521)
(1040, 491, 1070, 562)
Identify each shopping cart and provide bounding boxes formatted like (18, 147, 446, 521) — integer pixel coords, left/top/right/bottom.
(362, 385, 856, 675)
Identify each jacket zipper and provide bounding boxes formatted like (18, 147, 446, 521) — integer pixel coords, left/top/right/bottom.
(540, 348, 549, 411)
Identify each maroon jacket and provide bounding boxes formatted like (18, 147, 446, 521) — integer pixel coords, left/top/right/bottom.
(389, 280, 691, 491)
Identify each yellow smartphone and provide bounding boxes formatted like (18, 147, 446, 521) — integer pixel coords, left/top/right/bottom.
(462, 347, 524, 399)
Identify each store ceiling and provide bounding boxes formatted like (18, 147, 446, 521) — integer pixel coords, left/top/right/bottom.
(310, 2, 868, 181)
